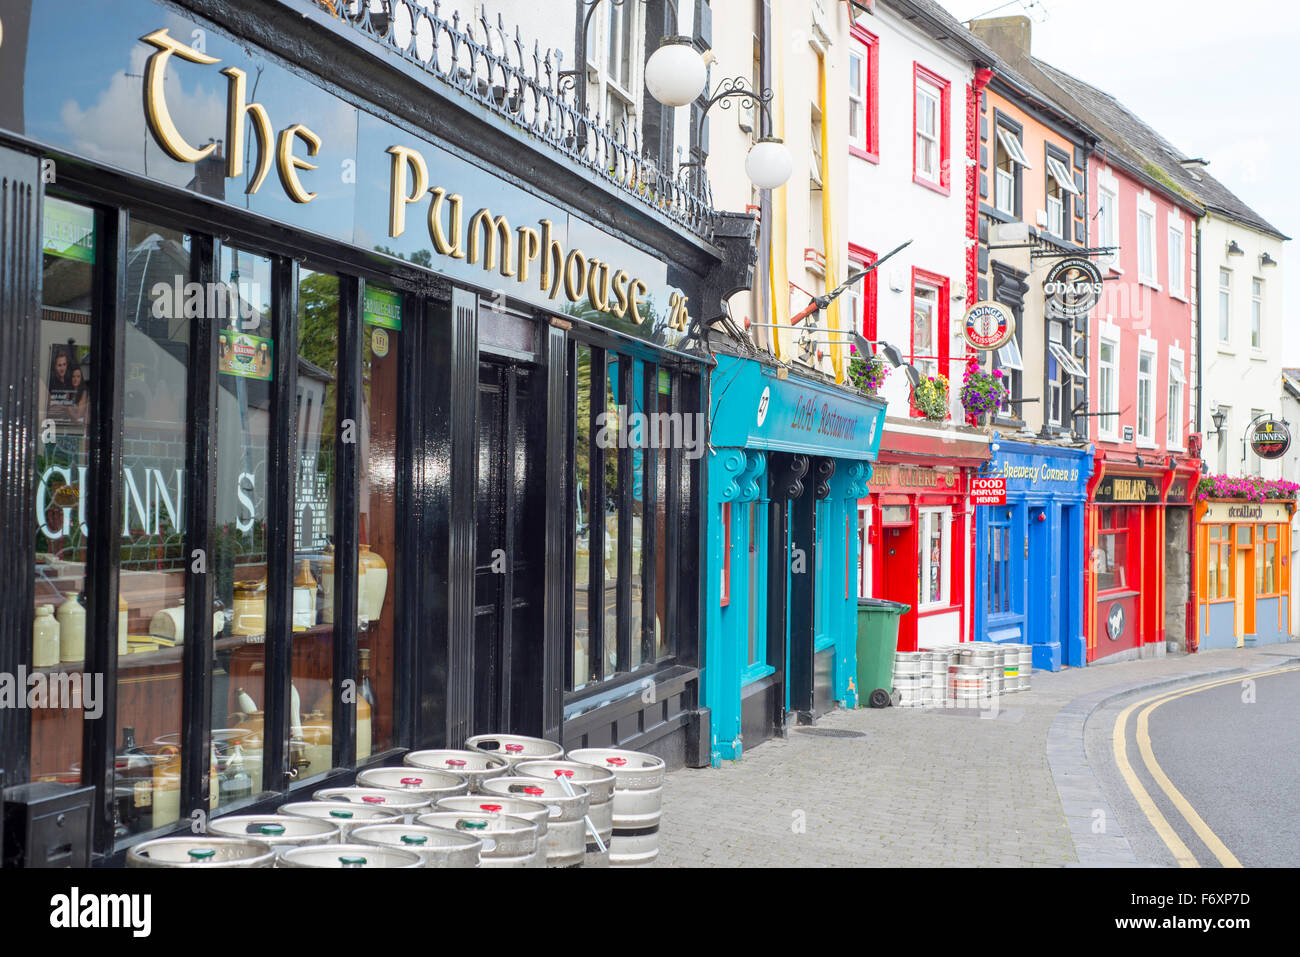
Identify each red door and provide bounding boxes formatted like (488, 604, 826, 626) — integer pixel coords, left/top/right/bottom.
(882, 523, 918, 651)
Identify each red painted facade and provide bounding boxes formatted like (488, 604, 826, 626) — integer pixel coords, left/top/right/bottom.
(1084, 157, 1202, 661)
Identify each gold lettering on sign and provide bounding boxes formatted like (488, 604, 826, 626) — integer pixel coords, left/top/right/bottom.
(540, 219, 563, 299)
(382, 144, 691, 329)
(564, 249, 589, 303)
(516, 226, 541, 284)
(141, 29, 221, 164)
(428, 188, 465, 259)
(221, 67, 274, 195)
(587, 261, 612, 313)
(386, 145, 429, 238)
(276, 124, 322, 203)
(467, 209, 514, 277)
(610, 270, 631, 318)
(629, 279, 648, 325)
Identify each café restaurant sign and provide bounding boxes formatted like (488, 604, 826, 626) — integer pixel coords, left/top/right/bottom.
(1, 1, 696, 348)
(709, 355, 886, 461)
(1092, 474, 1161, 505)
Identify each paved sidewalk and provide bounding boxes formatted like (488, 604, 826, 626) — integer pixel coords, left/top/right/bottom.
(657, 643, 1298, 867)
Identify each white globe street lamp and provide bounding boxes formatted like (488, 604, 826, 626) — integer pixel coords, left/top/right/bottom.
(645, 37, 709, 108)
(745, 137, 793, 190)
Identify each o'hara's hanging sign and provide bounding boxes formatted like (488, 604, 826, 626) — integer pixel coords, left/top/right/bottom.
(1043, 257, 1103, 318)
(1249, 418, 1291, 460)
(962, 301, 1016, 351)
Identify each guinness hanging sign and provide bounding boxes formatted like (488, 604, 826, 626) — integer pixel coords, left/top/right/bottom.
(1249, 419, 1291, 460)
(1044, 257, 1103, 318)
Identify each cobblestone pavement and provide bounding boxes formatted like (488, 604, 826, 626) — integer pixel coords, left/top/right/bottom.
(657, 643, 1299, 867)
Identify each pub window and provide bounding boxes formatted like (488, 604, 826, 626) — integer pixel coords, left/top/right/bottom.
(1255, 525, 1279, 597)
(987, 508, 1013, 616)
(31, 197, 101, 792)
(212, 245, 274, 814)
(292, 266, 339, 783)
(570, 344, 685, 694)
(1206, 524, 1232, 601)
(1097, 506, 1129, 592)
(918, 508, 951, 608)
(115, 214, 194, 835)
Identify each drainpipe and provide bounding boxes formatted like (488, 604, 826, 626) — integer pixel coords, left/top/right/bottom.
(1195, 221, 1203, 436)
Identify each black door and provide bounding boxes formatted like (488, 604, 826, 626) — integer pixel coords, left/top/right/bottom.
(473, 359, 545, 735)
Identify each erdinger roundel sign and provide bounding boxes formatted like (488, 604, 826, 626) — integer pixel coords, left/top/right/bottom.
(1044, 257, 1104, 318)
(962, 301, 1016, 351)
(971, 477, 1007, 505)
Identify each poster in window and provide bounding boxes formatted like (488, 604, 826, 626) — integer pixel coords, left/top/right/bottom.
(45, 343, 91, 428)
(219, 332, 274, 381)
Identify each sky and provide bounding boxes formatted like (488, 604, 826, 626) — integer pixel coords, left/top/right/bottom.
(939, 0, 1300, 361)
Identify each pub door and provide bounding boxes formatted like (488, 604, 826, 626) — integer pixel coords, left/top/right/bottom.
(472, 359, 546, 735)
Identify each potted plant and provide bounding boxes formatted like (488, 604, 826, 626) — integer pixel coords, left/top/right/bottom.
(912, 374, 949, 421)
(846, 344, 889, 395)
(959, 357, 1006, 427)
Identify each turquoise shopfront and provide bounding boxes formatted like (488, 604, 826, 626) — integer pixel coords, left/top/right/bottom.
(975, 438, 1093, 670)
(704, 352, 886, 764)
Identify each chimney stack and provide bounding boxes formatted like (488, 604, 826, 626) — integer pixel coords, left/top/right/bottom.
(969, 15, 1032, 63)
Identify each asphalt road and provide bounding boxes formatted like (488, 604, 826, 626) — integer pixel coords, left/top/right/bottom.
(1090, 662, 1300, 867)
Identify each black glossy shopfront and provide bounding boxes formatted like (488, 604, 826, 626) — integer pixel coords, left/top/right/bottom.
(0, 0, 747, 863)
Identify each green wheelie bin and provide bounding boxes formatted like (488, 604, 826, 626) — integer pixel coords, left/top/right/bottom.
(856, 598, 911, 708)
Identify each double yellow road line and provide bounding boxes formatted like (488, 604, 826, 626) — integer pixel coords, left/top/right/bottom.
(1111, 665, 1300, 868)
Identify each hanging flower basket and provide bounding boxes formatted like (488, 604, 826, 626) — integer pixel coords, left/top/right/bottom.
(959, 357, 1006, 426)
(1196, 474, 1300, 502)
(846, 346, 889, 395)
(912, 375, 949, 421)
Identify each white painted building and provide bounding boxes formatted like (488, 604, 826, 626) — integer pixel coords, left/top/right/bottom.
(1198, 209, 1288, 479)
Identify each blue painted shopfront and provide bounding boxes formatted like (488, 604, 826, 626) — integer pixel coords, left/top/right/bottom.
(704, 354, 885, 764)
(975, 438, 1092, 670)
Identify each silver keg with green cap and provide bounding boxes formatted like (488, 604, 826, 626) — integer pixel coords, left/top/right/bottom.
(415, 811, 542, 867)
(278, 800, 400, 840)
(350, 823, 482, 867)
(277, 843, 423, 868)
(207, 814, 338, 854)
(126, 837, 276, 868)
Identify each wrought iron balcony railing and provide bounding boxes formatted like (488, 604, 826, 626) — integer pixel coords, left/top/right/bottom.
(309, 0, 719, 239)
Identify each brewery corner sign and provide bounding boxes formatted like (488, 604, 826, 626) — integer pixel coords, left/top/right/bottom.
(1249, 418, 1291, 460)
(962, 301, 1016, 351)
(1043, 257, 1103, 318)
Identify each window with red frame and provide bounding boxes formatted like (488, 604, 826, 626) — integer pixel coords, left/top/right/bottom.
(913, 64, 951, 193)
(1097, 507, 1131, 592)
(846, 244, 878, 349)
(909, 268, 950, 417)
(849, 25, 879, 162)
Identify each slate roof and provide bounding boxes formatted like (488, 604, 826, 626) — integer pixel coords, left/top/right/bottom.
(1031, 60, 1287, 239)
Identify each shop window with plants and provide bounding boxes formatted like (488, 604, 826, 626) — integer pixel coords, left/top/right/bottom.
(1196, 475, 1300, 502)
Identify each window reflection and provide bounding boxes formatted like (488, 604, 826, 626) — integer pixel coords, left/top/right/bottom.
(291, 268, 338, 781)
(212, 246, 273, 812)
